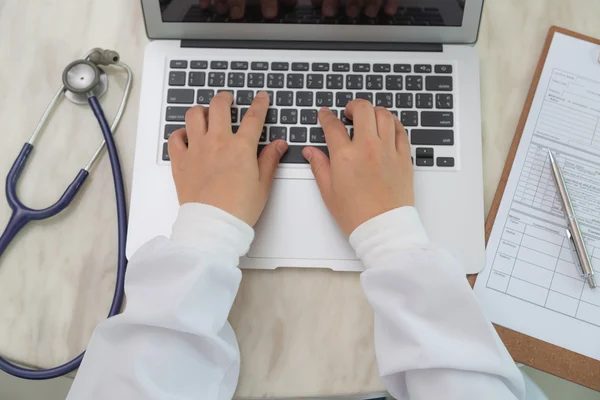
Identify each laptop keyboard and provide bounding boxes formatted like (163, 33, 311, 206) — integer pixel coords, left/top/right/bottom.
(161, 59, 456, 169)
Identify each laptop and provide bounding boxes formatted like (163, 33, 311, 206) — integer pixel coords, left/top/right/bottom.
(127, 0, 486, 274)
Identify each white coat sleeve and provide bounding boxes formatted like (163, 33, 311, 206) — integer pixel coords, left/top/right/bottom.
(66, 203, 253, 400)
(350, 207, 527, 400)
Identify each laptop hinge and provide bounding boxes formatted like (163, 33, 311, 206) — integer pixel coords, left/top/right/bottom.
(181, 40, 442, 52)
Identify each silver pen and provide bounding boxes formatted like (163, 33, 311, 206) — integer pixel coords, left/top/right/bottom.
(548, 150, 596, 289)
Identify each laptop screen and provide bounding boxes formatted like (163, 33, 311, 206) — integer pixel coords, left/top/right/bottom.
(158, 0, 466, 27)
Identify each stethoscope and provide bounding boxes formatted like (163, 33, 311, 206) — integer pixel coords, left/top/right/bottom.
(0, 48, 132, 380)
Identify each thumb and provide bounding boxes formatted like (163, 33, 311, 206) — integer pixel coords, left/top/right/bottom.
(302, 146, 332, 200)
(258, 140, 288, 194)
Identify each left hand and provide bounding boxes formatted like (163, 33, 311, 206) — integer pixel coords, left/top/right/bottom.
(168, 91, 288, 226)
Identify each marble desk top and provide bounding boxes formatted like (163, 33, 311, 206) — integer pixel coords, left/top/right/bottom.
(1, 0, 599, 397)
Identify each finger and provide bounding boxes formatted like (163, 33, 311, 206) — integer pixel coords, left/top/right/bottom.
(185, 106, 208, 144)
(258, 140, 288, 195)
(344, 100, 377, 142)
(260, 0, 278, 18)
(364, 0, 381, 18)
(321, 0, 340, 17)
(374, 107, 395, 143)
(345, 0, 363, 17)
(229, 0, 245, 19)
(394, 115, 410, 155)
(215, 0, 228, 14)
(208, 91, 234, 135)
(302, 146, 333, 202)
(281, 0, 297, 6)
(383, 0, 399, 15)
(199, 0, 211, 8)
(318, 107, 350, 152)
(239, 91, 270, 142)
(168, 128, 188, 162)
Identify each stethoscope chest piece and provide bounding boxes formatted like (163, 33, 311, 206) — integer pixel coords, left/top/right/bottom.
(63, 59, 109, 105)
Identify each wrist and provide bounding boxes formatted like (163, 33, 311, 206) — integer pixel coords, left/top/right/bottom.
(171, 203, 255, 264)
(349, 206, 430, 269)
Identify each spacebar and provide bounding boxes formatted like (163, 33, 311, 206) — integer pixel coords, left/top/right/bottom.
(258, 144, 329, 164)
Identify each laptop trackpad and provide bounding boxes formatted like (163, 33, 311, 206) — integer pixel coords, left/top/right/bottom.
(248, 178, 358, 261)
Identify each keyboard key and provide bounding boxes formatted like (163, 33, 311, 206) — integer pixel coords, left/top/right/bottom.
(327, 74, 344, 89)
(272, 62, 289, 71)
(356, 92, 373, 103)
(232, 125, 240, 134)
(231, 108, 238, 123)
(197, 90, 215, 104)
(300, 109, 318, 125)
(276, 91, 294, 106)
(266, 91, 274, 105)
(287, 74, 304, 89)
(270, 126, 287, 141)
(164, 124, 184, 139)
(437, 157, 455, 167)
(258, 144, 328, 164)
(240, 108, 249, 120)
(330, 109, 339, 118)
(373, 63, 391, 72)
(340, 111, 352, 126)
(426, 76, 453, 91)
(312, 62, 330, 71)
(436, 94, 453, 109)
(353, 63, 370, 72)
(336, 92, 353, 108)
(316, 91, 333, 107)
(188, 72, 206, 86)
(416, 147, 434, 158)
(228, 72, 245, 87)
(266, 108, 278, 124)
(170, 60, 188, 69)
(421, 111, 454, 127)
(332, 63, 350, 72)
(416, 93, 433, 109)
(169, 71, 186, 86)
(280, 109, 298, 124)
(400, 111, 418, 126)
(411, 129, 454, 145)
(165, 106, 190, 122)
(208, 72, 225, 87)
(259, 127, 267, 142)
(211, 61, 228, 69)
(366, 75, 383, 90)
(310, 127, 326, 143)
(167, 89, 194, 104)
(292, 62, 309, 71)
(290, 127, 308, 142)
(307, 74, 324, 89)
(396, 93, 413, 108)
(237, 90, 255, 105)
(267, 73, 284, 88)
(375, 93, 393, 108)
(251, 61, 269, 70)
(406, 76, 423, 91)
(162, 142, 170, 161)
(349, 128, 354, 139)
(346, 75, 363, 90)
(231, 61, 249, 70)
(248, 73, 265, 88)
(385, 75, 403, 90)
(434, 65, 453, 74)
(393, 64, 411, 73)
(190, 60, 208, 69)
(415, 64, 432, 73)
(416, 157, 434, 166)
(296, 91, 313, 107)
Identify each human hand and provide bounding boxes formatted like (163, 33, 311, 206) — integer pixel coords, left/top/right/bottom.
(302, 101, 414, 236)
(168, 91, 288, 226)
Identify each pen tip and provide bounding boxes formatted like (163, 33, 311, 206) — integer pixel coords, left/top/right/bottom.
(548, 149, 555, 162)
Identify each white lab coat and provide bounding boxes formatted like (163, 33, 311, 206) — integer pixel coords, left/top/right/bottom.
(66, 204, 530, 400)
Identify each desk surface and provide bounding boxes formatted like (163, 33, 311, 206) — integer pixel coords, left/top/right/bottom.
(1, 0, 599, 397)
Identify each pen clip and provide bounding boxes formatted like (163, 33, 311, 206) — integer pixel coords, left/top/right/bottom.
(566, 228, 587, 277)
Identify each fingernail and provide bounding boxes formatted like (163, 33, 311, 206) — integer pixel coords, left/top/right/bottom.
(319, 106, 329, 113)
(265, 6, 276, 18)
(392, 113, 399, 121)
(385, 5, 395, 15)
(276, 140, 288, 155)
(365, 5, 377, 17)
(257, 91, 269, 98)
(348, 6, 358, 17)
(303, 148, 313, 161)
(231, 6, 242, 19)
(323, 5, 334, 16)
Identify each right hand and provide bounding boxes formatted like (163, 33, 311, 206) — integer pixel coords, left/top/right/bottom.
(302, 100, 414, 236)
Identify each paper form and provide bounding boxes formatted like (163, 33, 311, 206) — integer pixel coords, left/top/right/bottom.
(474, 32, 600, 361)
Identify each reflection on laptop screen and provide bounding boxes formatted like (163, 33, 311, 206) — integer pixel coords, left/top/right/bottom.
(158, 0, 466, 27)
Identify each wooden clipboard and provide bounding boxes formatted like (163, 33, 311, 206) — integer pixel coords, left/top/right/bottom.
(468, 26, 600, 391)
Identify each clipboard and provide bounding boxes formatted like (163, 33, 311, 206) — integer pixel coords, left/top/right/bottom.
(468, 26, 600, 391)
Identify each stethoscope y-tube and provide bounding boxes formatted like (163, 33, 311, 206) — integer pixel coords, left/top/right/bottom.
(0, 49, 132, 380)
